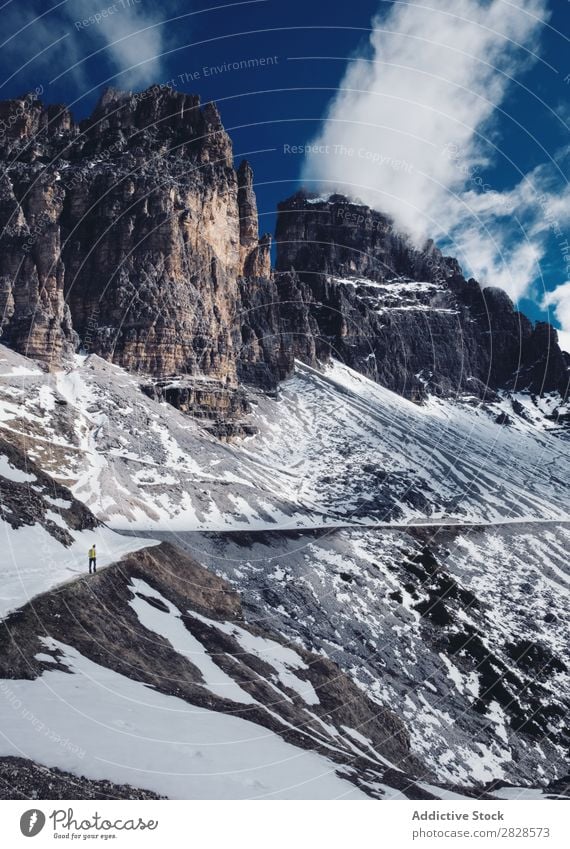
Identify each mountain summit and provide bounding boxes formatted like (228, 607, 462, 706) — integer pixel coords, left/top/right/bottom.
(0, 86, 567, 414)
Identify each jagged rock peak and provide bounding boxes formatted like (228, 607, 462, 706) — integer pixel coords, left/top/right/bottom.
(0, 93, 74, 147)
(237, 159, 271, 279)
(80, 84, 232, 166)
(0, 86, 567, 407)
(237, 160, 259, 248)
(92, 85, 133, 111)
(88, 83, 202, 126)
(0, 84, 233, 169)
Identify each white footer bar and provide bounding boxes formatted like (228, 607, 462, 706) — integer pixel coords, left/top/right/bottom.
(1, 799, 568, 848)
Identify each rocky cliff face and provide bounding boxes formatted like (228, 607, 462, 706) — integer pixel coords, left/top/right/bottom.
(0, 167, 77, 362)
(275, 192, 570, 401)
(0, 90, 567, 409)
(0, 86, 276, 391)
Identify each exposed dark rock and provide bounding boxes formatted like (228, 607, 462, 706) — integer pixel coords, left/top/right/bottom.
(0, 541, 427, 796)
(0, 437, 97, 542)
(495, 412, 513, 426)
(504, 639, 566, 676)
(544, 774, 570, 798)
(141, 377, 250, 420)
(274, 192, 570, 401)
(203, 420, 259, 440)
(0, 756, 164, 800)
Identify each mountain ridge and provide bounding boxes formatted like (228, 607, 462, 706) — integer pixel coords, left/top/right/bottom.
(0, 85, 567, 413)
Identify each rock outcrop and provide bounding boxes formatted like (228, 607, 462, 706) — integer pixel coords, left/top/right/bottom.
(0, 757, 164, 800)
(0, 169, 77, 362)
(0, 436, 96, 544)
(275, 192, 570, 400)
(237, 159, 271, 278)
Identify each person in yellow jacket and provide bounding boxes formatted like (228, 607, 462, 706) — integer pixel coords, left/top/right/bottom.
(88, 544, 97, 574)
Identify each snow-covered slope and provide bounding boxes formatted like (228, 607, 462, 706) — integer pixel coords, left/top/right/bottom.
(247, 360, 569, 526)
(1, 343, 568, 799)
(0, 346, 311, 530)
(171, 520, 569, 791)
(0, 542, 422, 800)
(0, 345, 567, 531)
(0, 518, 156, 621)
(0, 639, 367, 800)
(0, 421, 155, 618)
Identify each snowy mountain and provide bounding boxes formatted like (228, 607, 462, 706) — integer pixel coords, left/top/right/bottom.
(0, 86, 568, 800)
(0, 343, 568, 799)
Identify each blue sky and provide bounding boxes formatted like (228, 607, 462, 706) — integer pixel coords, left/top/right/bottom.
(0, 0, 569, 347)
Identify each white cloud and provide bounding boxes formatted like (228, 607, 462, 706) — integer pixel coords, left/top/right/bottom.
(301, 0, 570, 305)
(1, 0, 172, 92)
(66, 0, 168, 89)
(542, 282, 570, 353)
(440, 163, 570, 301)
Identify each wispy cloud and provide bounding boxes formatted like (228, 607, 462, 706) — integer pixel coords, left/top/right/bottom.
(437, 157, 570, 301)
(542, 281, 570, 353)
(0, 0, 175, 94)
(301, 0, 568, 307)
(62, 0, 171, 89)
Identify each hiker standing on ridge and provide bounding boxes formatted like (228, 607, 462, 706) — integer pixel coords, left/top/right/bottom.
(88, 544, 97, 574)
